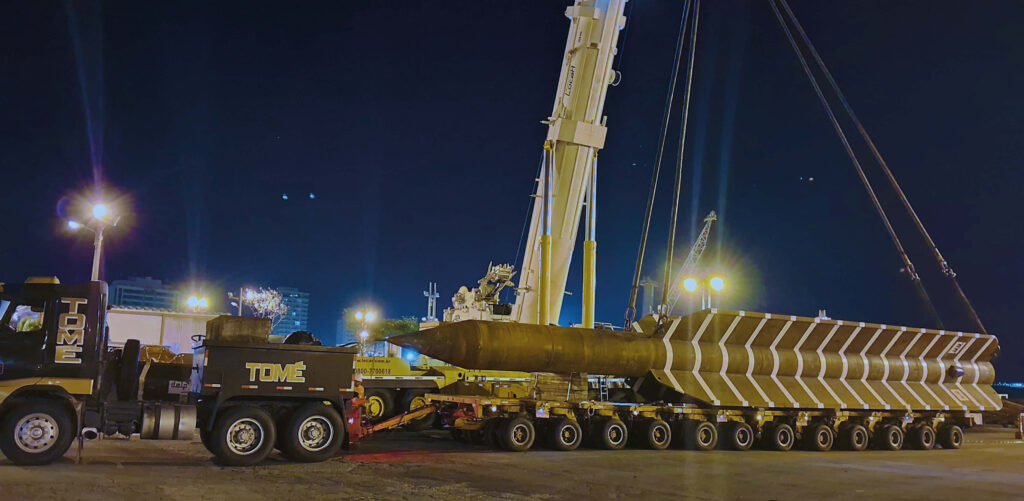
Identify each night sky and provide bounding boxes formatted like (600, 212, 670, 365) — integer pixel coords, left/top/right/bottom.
(2, 2, 1021, 378)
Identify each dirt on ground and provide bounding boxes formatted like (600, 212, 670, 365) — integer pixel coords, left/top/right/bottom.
(1, 427, 1022, 500)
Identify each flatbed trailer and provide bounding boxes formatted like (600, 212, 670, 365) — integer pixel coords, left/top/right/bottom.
(427, 392, 974, 452)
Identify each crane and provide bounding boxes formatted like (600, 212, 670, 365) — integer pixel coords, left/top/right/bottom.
(444, 0, 628, 327)
(665, 210, 716, 312)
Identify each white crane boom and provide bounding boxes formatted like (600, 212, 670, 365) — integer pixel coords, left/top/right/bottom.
(666, 210, 716, 311)
(511, 0, 628, 325)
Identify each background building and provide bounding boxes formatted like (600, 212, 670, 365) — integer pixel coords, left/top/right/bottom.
(272, 286, 310, 337)
(110, 277, 180, 310)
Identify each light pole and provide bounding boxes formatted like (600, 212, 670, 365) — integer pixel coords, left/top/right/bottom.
(353, 309, 376, 355)
(682, 275, 725, 309)
(228, 287, 255, 316)
(66, 202, 120, 281)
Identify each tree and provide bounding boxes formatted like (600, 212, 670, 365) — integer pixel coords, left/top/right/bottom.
(341, 310, 419, 343)
(244, 288, 289, 328)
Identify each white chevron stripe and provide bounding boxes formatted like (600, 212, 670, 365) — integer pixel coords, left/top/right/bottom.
(970, 336, 999, 409)
(661, 318, 684, 394)
(951, 337, 982, 409)
(718, 313, 747, 406)
(769, 318, 799, 407)
(918, 334, 946, 409)
(690, 313, 718, 404)
(859, 327, 888, 409)
(745, 316, 773, 407)
(816, 322, 845, 408)
(878, 327, 910, 410)
(900, 330, 928, 409)
(935, 336, 967, 411)
(839, 325, 868, 409)
(793, 320, 823, 408)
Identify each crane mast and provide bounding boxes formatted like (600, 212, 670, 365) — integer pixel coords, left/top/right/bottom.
(511, 0, 628, 326)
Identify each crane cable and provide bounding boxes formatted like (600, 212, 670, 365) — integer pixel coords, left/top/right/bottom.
(768, 0, 945, 328)
(776, 0, 987, 334)
(625, 0, 695, 328)
(661, 0, 701, 311)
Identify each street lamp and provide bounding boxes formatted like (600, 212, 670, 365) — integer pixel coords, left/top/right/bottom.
(681, 275, 726, 309)
(65, 200, 121, 281)
(186, 295, 209, 313)
(353, 308, 377, 355)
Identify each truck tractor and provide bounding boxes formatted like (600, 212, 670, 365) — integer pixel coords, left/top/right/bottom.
(0, 277, 359, 466)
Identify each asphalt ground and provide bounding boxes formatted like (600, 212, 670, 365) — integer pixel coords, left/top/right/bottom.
(1, 426, 1021, 500)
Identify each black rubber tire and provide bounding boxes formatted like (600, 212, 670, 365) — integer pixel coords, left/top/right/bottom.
(401, 390, 437, 432)
(875, 424, 904, 451)
(481, 419, 501, 449)
(550, 417, 583, 451)
(450, 427, 466, 442)
(118, 339, 142, 401)
(0, 400, 76, 466)
(804, 424, 834, 452)
(839, 423, 869, 451)
(767, 423, 795, 451)
(937, 425, 963, 450)
(501, 417, 535, 452)
(596, 418, 629, 450)
(363, 389, 395, 422)
(199, 426, 215, 452)
(723, 421, 754, 451)
(644, 420, 672, 450)
(908, 424, 936, 450)
(684, 421, 718, 451)
(279, 403, 344, 462)
(209, 405, 276, 466)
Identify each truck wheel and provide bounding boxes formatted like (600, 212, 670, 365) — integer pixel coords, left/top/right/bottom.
(550, 418, 582, 451)
(0, 400, 76, 466)
(937, 425, 963, 449)
(643, 419, 671, 450)
(908, 424, 936, 450)
(767, 423, 795, 451)
(280, 403, 344, 462)
(875, 424, 904, 451)
(401, 390, 437, 432)
(838, 423, 869, 451)
(591, 418, 626, 450)
(724, 421, 754, 451)
(363, 389, 395, 422)
(803, 424, 834, 452)
(481, 419, 501, 449)
(501, 417, 535, 452)
(199, 427, 215, 452)
(210, 405, 276, 466)
(684, 421, 717, 451)
(118, 339, 142, 401)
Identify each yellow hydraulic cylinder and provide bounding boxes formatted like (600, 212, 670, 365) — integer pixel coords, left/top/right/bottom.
(538, 141, 554, 326)
(539, 234, 551, 326)
(582, 240, 596, 328)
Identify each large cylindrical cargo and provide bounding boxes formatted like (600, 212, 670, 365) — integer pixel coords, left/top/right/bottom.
(390, 309, 1001, 412)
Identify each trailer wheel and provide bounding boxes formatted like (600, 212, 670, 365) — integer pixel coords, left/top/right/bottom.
(594, 418, 628, 450)
(839, 423, 869, 451)
(363, 389, 395, 422)
(401, 390, 437, 432)
(0, 400, 76, 466)
(501, 417, 535, 452)
(937, 425, 963, 450)
(723, 421, 754, 451)
(280, 403, 344, 462)
(766, 423, 795, 451)
(908, 424, 936, 450)
(875, 424, 904, 451)
(210, 405, 276, 466)
(550, 418, 582, 451)
(643, 419, 672, 450)
(683, 421, 717, 451)
(803, 424, 834, 452)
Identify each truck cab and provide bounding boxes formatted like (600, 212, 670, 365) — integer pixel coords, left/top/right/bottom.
(0, 277, 359, 466)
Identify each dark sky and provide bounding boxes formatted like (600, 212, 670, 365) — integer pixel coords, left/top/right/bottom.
(2, 1, 1021, 378)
